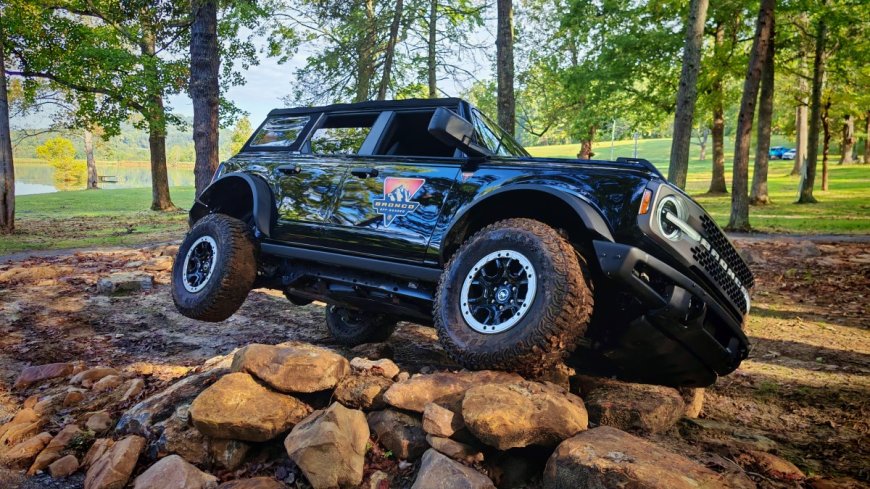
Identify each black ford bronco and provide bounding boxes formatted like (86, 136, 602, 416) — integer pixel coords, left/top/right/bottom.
(171, 98, 753, 387)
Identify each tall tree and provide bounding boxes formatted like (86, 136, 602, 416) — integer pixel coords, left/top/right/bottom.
(0, 14, 14, 234)
(84, 128, 98, 189)
(797, 6, 827, 204)
(865, 112, 870, 164)
(791, 13, 810, 176)
(821, 96, 831, 189)
(191, 0, 220, 197)
(427, 0, 437, 97)
(838, 114, 854, 164)
(668, 0, 709, 189)
(378, 0, 404, 100)
(750, 16, 775, 205)
(496, 0, 515, 135)
(727, 0, 774, 231)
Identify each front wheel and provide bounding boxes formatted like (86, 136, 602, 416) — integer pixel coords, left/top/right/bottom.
(325, 306, 397, 345)
(172, 213, 257, 322)
(434, 218, 594, 376)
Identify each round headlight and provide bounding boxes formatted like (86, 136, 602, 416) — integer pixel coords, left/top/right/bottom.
(658, 195, 686, 241)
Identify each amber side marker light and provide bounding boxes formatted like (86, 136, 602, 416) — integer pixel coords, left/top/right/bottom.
(639, 189, 653, 215)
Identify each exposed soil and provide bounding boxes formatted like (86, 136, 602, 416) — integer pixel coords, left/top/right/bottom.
(0, 237, 868, 487)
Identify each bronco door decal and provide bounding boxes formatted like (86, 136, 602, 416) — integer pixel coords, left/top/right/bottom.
(373, 177, 426, 227)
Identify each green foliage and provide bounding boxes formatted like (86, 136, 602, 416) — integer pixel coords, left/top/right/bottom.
(229, 116, 253, 155)
(36, 136, 86, 190)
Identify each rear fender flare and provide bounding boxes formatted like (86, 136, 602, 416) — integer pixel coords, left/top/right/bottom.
(189, 173, 276, 237)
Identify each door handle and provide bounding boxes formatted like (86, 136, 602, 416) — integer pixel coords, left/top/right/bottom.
(351, 167, 379, 179)
(277, 165, 302, 175)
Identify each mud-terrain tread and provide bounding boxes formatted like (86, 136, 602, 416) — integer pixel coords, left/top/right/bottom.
(325, 306, 397, 345)
(172, 213, 257, 322)
(434, 218, 594, 376)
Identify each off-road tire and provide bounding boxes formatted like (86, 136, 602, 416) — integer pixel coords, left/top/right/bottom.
(434, 218, 594, 376)
(325, 306, 397, 345)
(172, 213, 257, 322)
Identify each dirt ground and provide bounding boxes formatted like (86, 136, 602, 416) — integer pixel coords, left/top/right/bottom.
(0, 237, 868, 487)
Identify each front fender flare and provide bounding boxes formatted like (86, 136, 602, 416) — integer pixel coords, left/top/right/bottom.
(189, 173, 276, 237)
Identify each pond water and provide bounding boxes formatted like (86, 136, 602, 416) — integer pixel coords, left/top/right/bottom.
(14, 161, 196, 196)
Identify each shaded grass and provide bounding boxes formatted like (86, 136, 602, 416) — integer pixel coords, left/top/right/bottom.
(1, 187, 195, 254)
(527, 138, 870, 234)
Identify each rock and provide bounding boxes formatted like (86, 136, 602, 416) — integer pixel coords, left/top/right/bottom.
(349, 342, 393, 360)
(116, 368, 227, 438)
(23, 396, 39, 409)
(368, 470, 390, 489)
(679, 418, 778, 452)
(143, 256, 174, 272)
(0, 408, 45, 454)
(63, 390, 86, 407)
(32, 395, 61, 417)
(71, 367, 120, 388)
(542, 426, 730, 489)
(0, 265, 72, 283)
(679, 387, 705, 418)
(738, 450, 805, 481)
(217, 478, 286, 489)
(48, 454, 79, 478)
(334, 373, 393, 410)
(411, 449, 495, 489)
(367, 410, 428, 460)
(809, 476, 866, 489)
(120, 378, 145, 403)
(132, 454, 218, 489)
(231, 343, 350, 394)
(396, 372, 410, 382)
(92, 375, 123, 393)
(535, 363, 575, 391)
(383, 370, 523, 413)
(13, 363, 74, 389)
(84, 435, 145, 489)
(425, 435, 483, 464)
(154, 404, 210, 466)
(28, 424, 81, 475)
(284, 402, 368, 489)
(350, 357, 400, 379)
(789, 240, 821, 258)
(0, 432, 53, 469)
(190, 372, 311, 442)
(210, 439, 251, 470)
(97, 272, 154, 295)
(422, 403, 464, 438)
(86, 412, 113, 433)
(462, 381, 587, 450)
(81, 439, 113, 469)
(584, 380, 685, 434)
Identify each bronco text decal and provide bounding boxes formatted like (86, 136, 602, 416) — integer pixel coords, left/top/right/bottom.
(373, 177, 426, 227)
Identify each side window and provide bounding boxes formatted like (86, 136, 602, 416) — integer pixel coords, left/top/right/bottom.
(249, 116, 310, 148)
(306, 113, 378, 155)
(471, 111, 503, 155)
(373, 110, 457, 157)
(471, 109, 530, 157)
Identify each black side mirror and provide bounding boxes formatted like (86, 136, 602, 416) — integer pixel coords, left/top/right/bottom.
(428, 107, 492, 158)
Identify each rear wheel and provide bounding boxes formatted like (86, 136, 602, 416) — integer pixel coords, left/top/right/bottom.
(172, 213, 257, 322)
(325, 306, 397, 345)
(434, 218, 594, 376)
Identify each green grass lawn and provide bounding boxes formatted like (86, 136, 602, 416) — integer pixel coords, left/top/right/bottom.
(528, 138, 870, 235)
(1, 187, 195, 254)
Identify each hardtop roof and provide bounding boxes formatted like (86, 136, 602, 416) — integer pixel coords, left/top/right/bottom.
(267, 97, 465, 117)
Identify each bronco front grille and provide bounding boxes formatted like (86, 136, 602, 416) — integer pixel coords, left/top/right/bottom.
(698, 215, 754, 288)
(692, 245, 749, 314)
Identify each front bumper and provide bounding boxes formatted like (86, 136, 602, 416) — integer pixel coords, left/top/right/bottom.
(588, 240, 750, 387)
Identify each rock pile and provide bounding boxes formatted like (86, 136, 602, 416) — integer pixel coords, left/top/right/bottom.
(1, 339, 815, 488)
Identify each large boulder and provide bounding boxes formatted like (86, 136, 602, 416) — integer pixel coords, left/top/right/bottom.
(84, 435, 145, 489)
(231, 343, 350, 394)
(28, 424, 81, 475)
(584, 380, 685, 434)
(0, 432, 53, 469)
(0, 409, 46, 456)
(334, 373, 393, 410)
(13, 363, 74, 390)
(190, 372, 311, 442)
(96, 272, 154, 295)
(542, 426, 730, 489)
(132, 454, 218, 489)
(284, 402, 369, 489)
(350, 357, 400, 379)
(48, 454, 79, 478)
(367, 410, 428, 461)
(383, 370, 523, 413)
(218, 478, 287, 489)
(154, 404, 210, 466)
(462, 381, 587, 450)
(411, 449, 495, 489)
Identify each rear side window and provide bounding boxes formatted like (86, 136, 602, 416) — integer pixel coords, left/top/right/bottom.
(249, 116, 310, 148)
(306, 113, 378, 155)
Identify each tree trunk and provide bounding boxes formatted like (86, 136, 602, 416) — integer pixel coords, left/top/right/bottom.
(839, 114, 854, 164)
(668, 0, 709, 190)
(750, 19, 775, 206)
(378, 0, 404, 101)
(496, 0, 515, 135)
(822, 98, 831, 190)
(798, 11, 827, 204)
(0, 34, 14, 234)
(792, 13, 809, 176)
(708, 23, 727, 194)
(727, 0, 774, 231)
(427, 0, 437, 98)
(698, 128, 708, 161)
(355, 0, 377, 103)
(864, 111, 870, 164)
(141, 30, 175, 211)
(577, 125, 597, 159)
(84, 129, 98, 189)
(191, 0, 220, 197)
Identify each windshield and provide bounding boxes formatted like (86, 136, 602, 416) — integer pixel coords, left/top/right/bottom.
(471, 109, 530, 158)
